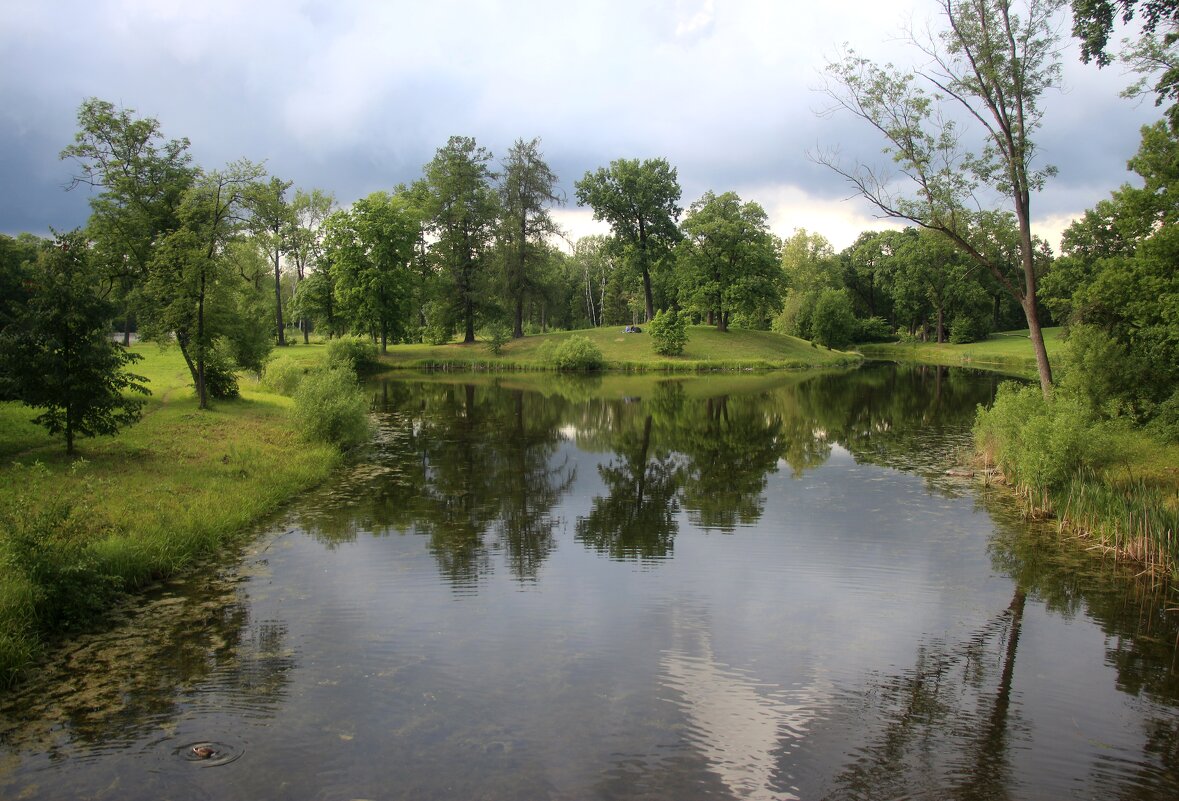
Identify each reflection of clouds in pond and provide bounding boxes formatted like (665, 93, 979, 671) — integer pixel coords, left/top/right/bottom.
(660, 610, 829, 801)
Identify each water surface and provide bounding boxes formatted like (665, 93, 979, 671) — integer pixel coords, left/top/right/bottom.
(1, 364, 1176, 800)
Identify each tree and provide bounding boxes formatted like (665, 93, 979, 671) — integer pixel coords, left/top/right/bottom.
(1071, 1, 1179, 125)
(819, 0, 1065, 396)
(0, 232, 149, 454)
(323, 191, 420, 352)
(648, 308, 689, 355)
(498, 138, 563, 338)
(249, 176, 295, 346)
(775, 229, 841, 339)
(287, 188, 335, 343)
(677, 191, 782, 332)
(575, 158, 682, 322)
(810, 289, 857, 349)
(421, 136, 500, 344)
(143, 160, 267, 409)
(60, 98, 195, 345)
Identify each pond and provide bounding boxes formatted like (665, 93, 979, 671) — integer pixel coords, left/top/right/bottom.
(1, 363, 1177, 800)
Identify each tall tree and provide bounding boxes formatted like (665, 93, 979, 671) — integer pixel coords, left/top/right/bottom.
(60, 98, 194, 345)
(677, 191, 782, 332)
(818, 0, 1065, 396)
(287, 188, 335, 343)
(323, 191, 420, 352)
(498, 138, 564, 338)
(249, 176, 295, 346)
(574, 157, 682, 322)
(422, 136, 500, 344)
(143, 160, 266, 409)
(0, 231, 149, 454)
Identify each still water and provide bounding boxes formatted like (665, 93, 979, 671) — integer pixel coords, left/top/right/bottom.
(1, 364, 1177, 800)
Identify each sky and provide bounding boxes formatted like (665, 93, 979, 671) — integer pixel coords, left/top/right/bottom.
(0, 0, 1161, 252)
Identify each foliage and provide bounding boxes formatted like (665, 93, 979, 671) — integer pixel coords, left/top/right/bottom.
(421, 136, 500, 344)
(550, 335, 604, 371)
(325, 335, 380, 374)
(203, 339, 241, 400)
(647, 309, 689, 356)
(323, 191, 420, 351)
(0, 232, 150, 454)
(975, 382, 1111, 491)
(498, 137, 563, 338)
(855, 316, 894, 343)
(575, 157, 682, 321)
(292, 367, 371, 448)
(811, 289, 857, 349)
(677, 191, 782, 331)
(949, 313, 989, 344)
(262, 357, 309, 396)
(820, 0, 1067, 395)
(485, 321, 512, 355)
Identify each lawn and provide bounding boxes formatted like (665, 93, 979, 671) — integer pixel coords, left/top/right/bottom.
(857, 328, 1066, 378)
(380, 325, 860, 371)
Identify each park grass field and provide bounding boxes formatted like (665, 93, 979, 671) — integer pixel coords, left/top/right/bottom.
(381, 325, 860, 371)
(0, 342, 340, 686)
(857, 328, 1066, 378)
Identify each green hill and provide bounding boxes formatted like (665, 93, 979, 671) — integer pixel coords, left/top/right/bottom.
(857, 328, 1065, 378)
(378, 325, 860, 371)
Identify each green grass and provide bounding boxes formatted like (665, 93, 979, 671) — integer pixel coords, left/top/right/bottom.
(381, 325, 860, 371)
(0, 341, 341, 686)
(858, 328, 1065, 378)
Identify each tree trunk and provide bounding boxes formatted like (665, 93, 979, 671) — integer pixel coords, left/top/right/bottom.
(273, 248, 286, 346)
(514, 294, 525, 339)
(936, 305, 945, 343)
(717, 310, 728, 333)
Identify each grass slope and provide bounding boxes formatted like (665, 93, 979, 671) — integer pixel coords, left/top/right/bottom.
(0, 343, 341, 686)
(381, 325, 860, 371)
(858, 328, 1065, 378)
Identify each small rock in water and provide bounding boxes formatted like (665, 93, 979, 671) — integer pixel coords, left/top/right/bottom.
(944, 468, 974, 478)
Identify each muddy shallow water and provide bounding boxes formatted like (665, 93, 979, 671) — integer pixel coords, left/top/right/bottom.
(2, 364, 1176, 800)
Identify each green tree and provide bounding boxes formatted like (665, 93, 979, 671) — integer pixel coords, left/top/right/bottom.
(499, 138, 563, 338)
(811, 288, 858, 349)
(775, 229, 841, 339)
(0, 232, 149, 454)
(287, 188, 336, 342)
(323, 191, 421, 352)
(0, 234, 44, 339)
(142, 160, 267, 408)
(820, 0, 1065, 396)
(60, 98, 195, 345)
(575, 157, 682, 322)
(421, 136, 500, 344)
(677, 191, 782, 331)
(249, 176, 295, 346)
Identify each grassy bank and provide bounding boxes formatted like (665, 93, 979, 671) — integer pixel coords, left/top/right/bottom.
(0, 343, 342, 686)
(379, 325, 860, 371)
(858, 328, 1065, 378)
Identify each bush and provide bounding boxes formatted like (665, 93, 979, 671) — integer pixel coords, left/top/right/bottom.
(550, 335, 603, 371)
(261, 358, 308, 396)
(974, 382, 1114, 492)
(204, 339, 240, 399)
(948, 314, 988, 344)
(855, 316, 894, 343)
(648, 309, 688, 356)
(292, 367, 371, 448)
(485, 322, 512, 356)
(811, 289, 856, 349)
(326, 336, 380, 374)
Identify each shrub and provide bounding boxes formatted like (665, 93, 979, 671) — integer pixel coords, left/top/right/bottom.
(292, 367, 371, 448)
(204, 339, 240, 399)
(855, 316, 894, 343)
(551, 335, 603, 371)
(648, 309, 689, 356)
(974, 382, 1114, 492)
(485, 322, 512, 356)
(811, 289, 856, 350)
(261, 358, 308, 396)
(948, 314, 988, 344)
(326, 336, 380, 374)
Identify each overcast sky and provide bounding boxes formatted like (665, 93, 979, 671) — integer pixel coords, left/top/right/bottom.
(0, 0, 1160, 251)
